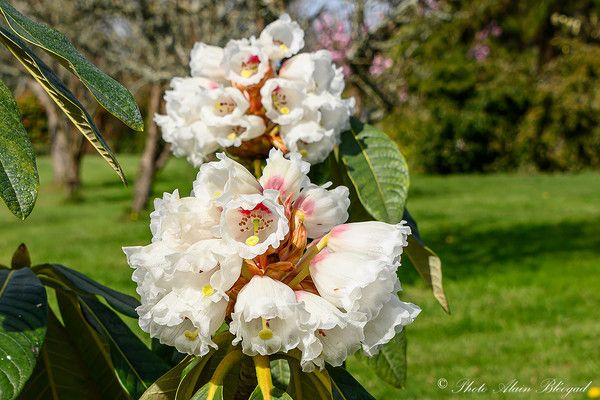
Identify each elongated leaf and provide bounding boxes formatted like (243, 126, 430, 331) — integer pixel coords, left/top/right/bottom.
(0, 268, 47, 400)
(0, 0, 143, 131)
(248, 386, 293, 399)
(34, 263, 139, 317)
(403, 210, 450, 314)
(79, 296, 170, 398)
(326, 366, 375, 400)
(18, 310, 102, 400)
(191, 382, 223, 400)
(339, 118, 409, 223)
(56, 292, 132, 400)
(140, 356, 195, 400)
(0, 27, 126, 183)
(355, 330, 407, 389)
(286, 358, 332, 400)
(175, 355, 216, 400)
(0, 79, 37, 219)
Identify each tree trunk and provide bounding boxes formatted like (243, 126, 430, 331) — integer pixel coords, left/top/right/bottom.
(131, 83, 162, 216)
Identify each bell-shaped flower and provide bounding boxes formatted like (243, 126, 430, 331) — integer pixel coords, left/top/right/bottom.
(304, 92, 354, 133)
(260, 78, 306, 125)
(220, 190, 289, 259)
(211, 115, 266, 148)
(362, 294, 421, 356)
(190, 43, 226, 82)
(222, 39, 270, 86)
(279, 50, 340, 94)
(155, 77, 221, 165)
(259, 14, 305, 60)
(327, 221, 411, 266)
(149, 190, 220, 245)
(193, 153, 261, 204)
(295, 183, 350, 238)
(138, 270, 229, 357)
(124, 241, 176, 304)
(281, 119, 337, 164)
(296, 291, 366, 371)
(230, 276, 317, 356)
(201, 87, 249, 126)
(309, 251, 397, 319)
(259, 148, 310, 200)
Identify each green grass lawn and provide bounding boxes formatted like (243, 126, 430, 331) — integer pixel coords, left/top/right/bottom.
(1, 155, 599, 399)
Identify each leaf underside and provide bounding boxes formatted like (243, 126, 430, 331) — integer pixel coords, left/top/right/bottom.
(0, 0, 143, 131)
(0, 27, 126, 184)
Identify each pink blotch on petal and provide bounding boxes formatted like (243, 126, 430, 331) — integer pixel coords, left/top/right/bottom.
(295, 196, 315, 216)
(263, 176, 285, 192)
(330, 224, 350, 238)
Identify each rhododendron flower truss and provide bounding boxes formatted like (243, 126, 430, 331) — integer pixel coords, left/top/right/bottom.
(124, 149, 420, 377)
(155, 14, 355, 166)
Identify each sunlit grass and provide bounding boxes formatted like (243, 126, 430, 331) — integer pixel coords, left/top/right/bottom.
(1, 156, 599, 399)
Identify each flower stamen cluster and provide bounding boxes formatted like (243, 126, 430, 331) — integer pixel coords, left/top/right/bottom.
(125, 149, 419, 371)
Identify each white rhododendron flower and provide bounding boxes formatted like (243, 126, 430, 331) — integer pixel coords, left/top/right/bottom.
(125, 148, 418, 367)
(156, 14, 354, 166)
(230, 276, 317, 356)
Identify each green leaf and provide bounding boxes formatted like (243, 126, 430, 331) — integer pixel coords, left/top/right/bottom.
(286, 358, 332, 400)
(355, 330, 407, 389)
(0, 268, 47, 400)
(11, 244, 31, 269)
(0, 27, 126, 184)
(139, 356, 195, 400)
(270, 359, 290, 391)
(403, 210, 450, 314)
(0, 0, 143, 131)
(191, 382, 223, 400)
(326, 366, 375, 400)
(18, 310, 102, 400)
(79, 296, 170, 398)
(175, 355, 217, 400)
(339, 117, 409, 223)
(248, 386, 293, 399)
(34, 264, 139, 318)
(56, 292, 132, 400)
(0, 79, 38, 219)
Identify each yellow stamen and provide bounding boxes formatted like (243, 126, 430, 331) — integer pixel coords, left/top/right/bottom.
(279, 43, 289, 52)
(227, 132, 237, 141)
(245, 218, 262, 246)
(279, 106, 289, 115)
(299, 149, 308, 158)
(241, 69, 254, 78)
(202, 285, 215, 297)
(258, 318, 273, 340)
(184, 329, 198, 341)
(296, 210, 305, 222)
(212, 190, 222, 199)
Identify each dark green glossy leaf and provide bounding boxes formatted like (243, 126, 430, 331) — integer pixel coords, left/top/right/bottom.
(403, 210, 450, 314)
(339, 117, 409, 224)
(0, 27, 126, 183)
(326, 366, 375, 400)
(0, 0, 143, 131)
(34, 263, 139, 318)
(0, 79, 37, 219)
(355, 330, 407, 389)
(175, 354, 217, 400)
(18, 310, 102, 400)
(0, 268, 47, 400)
(139, 356, 195, 400)
(79, 296, 169, 398)
(56, 292, 131, 400)
(248, 386, 293, 399)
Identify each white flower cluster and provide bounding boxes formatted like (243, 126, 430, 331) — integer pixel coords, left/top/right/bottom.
(124, 149, 419, 371)
(155, 14, 355, 166)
